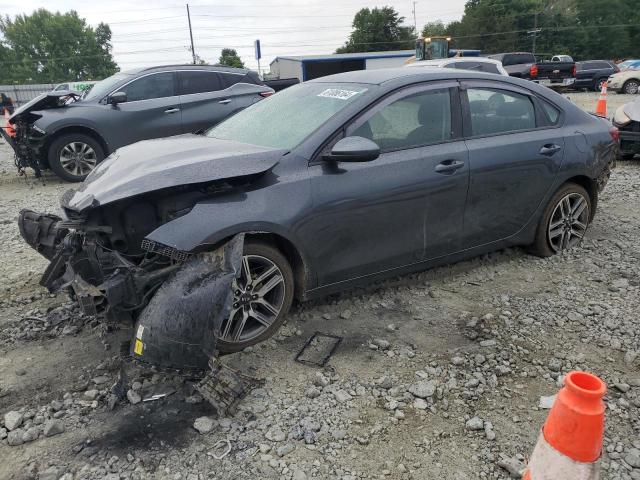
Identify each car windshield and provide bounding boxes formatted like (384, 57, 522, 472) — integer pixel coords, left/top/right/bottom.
(207, 82, 370, 149)
(619, 61, 640, 71)
(82, 73, 131, 101)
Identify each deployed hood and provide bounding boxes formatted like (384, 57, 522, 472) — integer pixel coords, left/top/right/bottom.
(623, 98, 640, 122)
(9, 91, 80, 123)
(64, 134, 285, 211)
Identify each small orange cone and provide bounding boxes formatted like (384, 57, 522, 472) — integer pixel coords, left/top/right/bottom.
(595, 81, 608, 117)
(523, 371, 606, 479)
(3, 109, 15, 137)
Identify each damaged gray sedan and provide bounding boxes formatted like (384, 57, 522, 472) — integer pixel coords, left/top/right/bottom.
(19, 68, 617, 375)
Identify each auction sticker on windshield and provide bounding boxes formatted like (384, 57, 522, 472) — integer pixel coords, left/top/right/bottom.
(317, 88, 364, 100)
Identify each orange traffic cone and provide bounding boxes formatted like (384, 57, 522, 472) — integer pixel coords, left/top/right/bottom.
(523, 371, 606, 479)
(595, 81, 608, 117)
(3, 109, 15, 137)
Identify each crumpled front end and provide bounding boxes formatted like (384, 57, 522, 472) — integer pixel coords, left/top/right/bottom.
(18, 206, 243, 372)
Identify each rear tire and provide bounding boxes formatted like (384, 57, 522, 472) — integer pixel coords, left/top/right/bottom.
(593, 78, 607, 92)
(217, 241, 294, 353)
(529, 183, 592, 257)
(621, 152, 636, 160)
(48, 133, 105, 182)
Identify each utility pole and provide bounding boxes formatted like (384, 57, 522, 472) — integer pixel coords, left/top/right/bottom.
(186, 4, 196, 64)
(528, 12, 542, 56)
(412, 1, 418, 34)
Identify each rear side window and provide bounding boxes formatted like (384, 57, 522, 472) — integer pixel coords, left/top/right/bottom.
(121, 72, 175, 101)
(219, 73, 243, 89)
(502, 53, 535, 66)
(178, 71, 222, 95)
(467, 88, 536, 136)
(352, 89, 452, 151)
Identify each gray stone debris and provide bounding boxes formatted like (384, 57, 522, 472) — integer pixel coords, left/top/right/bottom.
(3, 410, 23, 431)
(497, 455, 526, 478)
(333, 389, 352, 403)
(193, 416, 216, 434)
(126, 389, 142, 405)
(465, 416, 484, 431)
(538, 394, 556, 409)
(43, 419, 65, 437)
(408, 380, 436, 399)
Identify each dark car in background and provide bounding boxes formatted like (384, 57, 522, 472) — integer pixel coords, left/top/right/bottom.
(3, 65, 273, 181)
(573, 60, 619, 91)
(19, 68, 617, 356)
(489, 52, 576, 88)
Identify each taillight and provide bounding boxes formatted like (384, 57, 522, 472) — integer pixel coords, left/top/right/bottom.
(529, 64, 538, 78)
(609, 126, 620, 143)
(572, 65, 576, 77)
(260, 91, 274, 97)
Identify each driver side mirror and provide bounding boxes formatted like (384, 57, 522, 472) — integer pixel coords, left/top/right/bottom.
(324, 136, 380, 163)
(109, 91, 127, 105)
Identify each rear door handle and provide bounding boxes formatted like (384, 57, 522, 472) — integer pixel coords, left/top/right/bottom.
(218, 99, 232, 104)
(539, 144, 562, 156)
(164, 108, 180, 114)
(435, 160, 465, 174)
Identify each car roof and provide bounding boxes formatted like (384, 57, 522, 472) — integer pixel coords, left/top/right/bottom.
(408, 57, 503, 67)
(308, 67, 510, 85)
(122, 64, 250, 75)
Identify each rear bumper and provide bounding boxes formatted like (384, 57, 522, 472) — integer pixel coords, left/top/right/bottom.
(533, 77, 575, 87)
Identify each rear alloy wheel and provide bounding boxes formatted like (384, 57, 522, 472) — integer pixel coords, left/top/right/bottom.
(530, 183, 591, 257)
(623, 79, 640, 95)
(48, 133, 105, 182)
(217, 242, 294, 353)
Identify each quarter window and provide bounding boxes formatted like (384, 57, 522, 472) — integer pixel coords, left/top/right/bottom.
(540, 100, 561, 125)
(467, 88, 536, 136)
(352, 89, 452, 151)
(179, 71, 222, 95)
(121, 72, 175, 102)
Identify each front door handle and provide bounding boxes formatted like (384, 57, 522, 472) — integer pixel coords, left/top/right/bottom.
(218, 99, 232, 104)
(539, 144, 562, 156)
(435, 159, 465, 174)
(164, 107, 180, 114)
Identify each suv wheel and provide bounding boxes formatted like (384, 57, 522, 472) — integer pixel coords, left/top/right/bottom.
(623, 79, 640, 95)
(530, 183, 591, 257)
(48, 133, 105, 182)
(594, 78, 607, 92)
(217, 242, 294, 353)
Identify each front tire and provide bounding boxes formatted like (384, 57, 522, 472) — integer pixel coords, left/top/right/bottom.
(622, 79, 640, 95)
(529, 183, 591, 257)
(217, 241, 294, 353)
(48, 133, 105, 182)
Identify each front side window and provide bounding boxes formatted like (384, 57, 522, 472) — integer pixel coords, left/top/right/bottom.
(352, 89, 452, 152)
(179, 71, 222, 95)
(467, 88, 536, 136)
(121, 72, 175, 102)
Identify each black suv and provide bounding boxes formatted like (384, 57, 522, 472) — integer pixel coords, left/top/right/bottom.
(5, 65, 273, 181)
(574, 60, 619, 91)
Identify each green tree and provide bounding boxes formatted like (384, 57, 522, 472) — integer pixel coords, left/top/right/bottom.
(432, 0, 640, 60)
(337, 7, 415, 53)
(421, 21, 447, 37)
(217, 48, 244, 68)
(0, 9, 117, 84)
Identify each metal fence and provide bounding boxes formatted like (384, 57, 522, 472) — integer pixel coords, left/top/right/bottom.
(0, 83, 58, 108)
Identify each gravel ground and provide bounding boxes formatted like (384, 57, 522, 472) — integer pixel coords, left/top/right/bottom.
(0, 91, 639, 480)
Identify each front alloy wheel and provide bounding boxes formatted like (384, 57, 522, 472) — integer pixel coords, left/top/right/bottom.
(547, 192, 589, 253)
(217, 243, 294, 352)
(59, 142, 98, 178)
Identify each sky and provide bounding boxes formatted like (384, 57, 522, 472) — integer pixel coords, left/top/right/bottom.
(0, 0, 467, 75)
